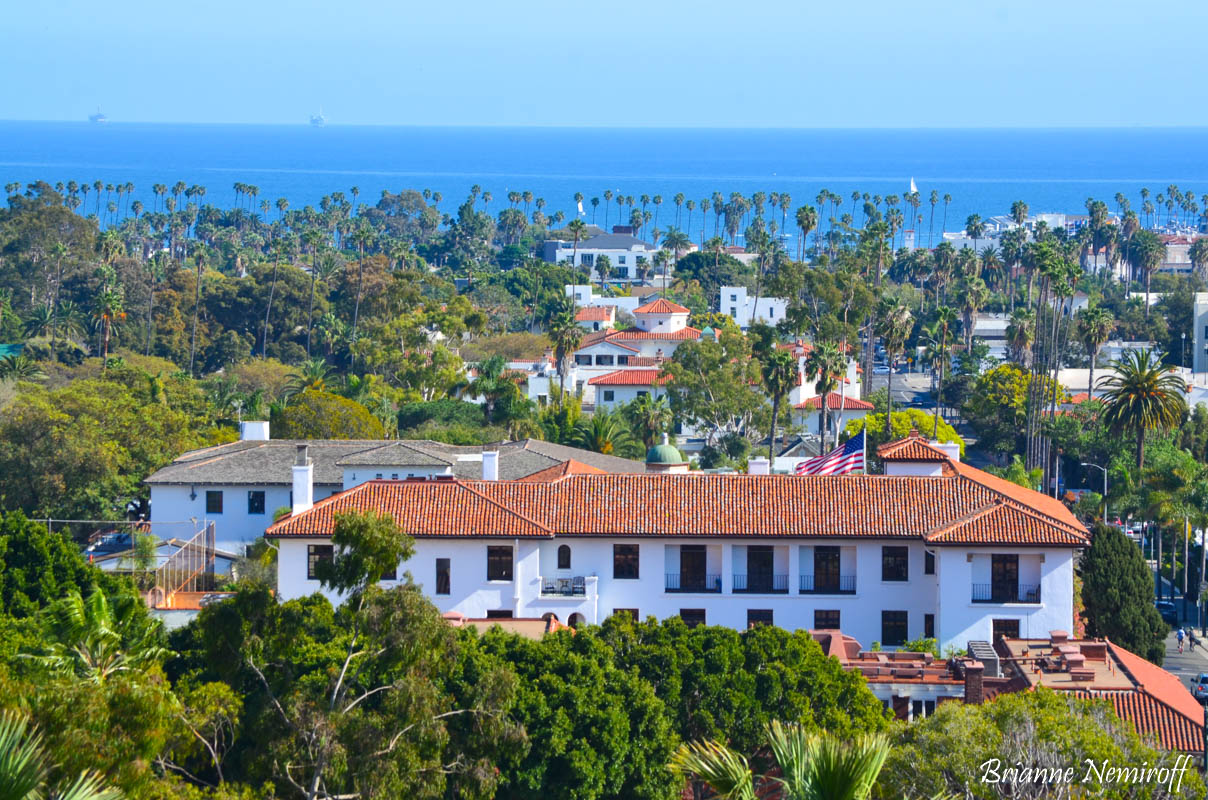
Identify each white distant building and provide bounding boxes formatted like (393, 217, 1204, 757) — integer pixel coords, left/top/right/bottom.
(1192, 293, 1208, 374)
(718, 286, 789, 329)
(544, 233, 659, 283)
(267, 431, 1086, 653)
(575, 306, 615, 331)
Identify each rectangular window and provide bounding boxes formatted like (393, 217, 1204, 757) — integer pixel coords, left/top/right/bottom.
(730, 294, 737, 302)
(613, 544, 640, 579)
(617, 355, 629, 366)
(596, 354, 614, 366)
(205, 490, 223, 514)
(882, 546, 909, 581)
(814, 609, 840, 629)
(307, 545, 333, 580)
(924, 613, 935, 639)
(618, 255, 627, 264)
(381, 564, 397, 581)
(730, 307, 737, 317)
(747, 609, 773, 628)
(486, 609, 513, 619)
(911, 699, 936, 720)
(247, 490, 265, 515)
(603, 390, 615, 402)
(435, 558, 450, 595)
(881, 610, 908, 646)
(636, 390, 648, 397)
(581, 254, 594, 267)
(924, 551, 935, 575)
(680, 609, 706, 628)
(613, 608, 639, 621)
(487, 546, 513, 581)
(575, 354, 592, 366)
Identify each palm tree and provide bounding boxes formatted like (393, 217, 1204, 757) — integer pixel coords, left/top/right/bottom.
(662, 228, 691, 290)
(803, 341, 845, 447)
(795, 205, 818, 261)
(94, 282, 125, 367)
(622, 393, 673, 449)
(35, 589, 169, 683)
(1098, 348, 1187, 471)
(573, 409, 638, 457)
(0, 712, 122, 800)
(566, 218, 588, 267)
(929, 306, 957, 438)
(187, 248, 204, 375)
(1189, 238, 1208, 281)
(348, 221, 374, 350)
(877, 300, 913, 437)
(1127, 230, 1165, 317)
(1005, 308, 1035, 366)
(761, 349, 797, 460)
(548, 307, 583, 402)
(285, 358, 336, 396)
(669, 721, 890, 800)
(0, 354, 45, 381)
(467, 355, 519, 424)
(1074, 306, 1114, 396)
(302, 228, 325, 356)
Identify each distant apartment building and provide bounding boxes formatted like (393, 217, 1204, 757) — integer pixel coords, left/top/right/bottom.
(718, 286, 789, 329)
(544, 232, 660, 283)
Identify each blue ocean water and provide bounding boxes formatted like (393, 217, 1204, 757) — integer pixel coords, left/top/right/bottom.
(2, 121, 1207, 242)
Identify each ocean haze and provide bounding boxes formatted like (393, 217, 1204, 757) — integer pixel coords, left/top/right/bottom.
(2, 122, 1207, 234)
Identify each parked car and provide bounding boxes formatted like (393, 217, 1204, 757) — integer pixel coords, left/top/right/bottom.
(1192, 673, 1208, 703)
(1155, 600, 1178, 626)
(872, 364, 892, 375)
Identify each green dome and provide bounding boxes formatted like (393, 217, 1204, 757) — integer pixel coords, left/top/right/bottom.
(700, 326, 716, 340)
(646, 443, 684, 464)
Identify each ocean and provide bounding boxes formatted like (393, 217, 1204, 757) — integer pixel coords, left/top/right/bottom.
(2, 121, 1207, 242)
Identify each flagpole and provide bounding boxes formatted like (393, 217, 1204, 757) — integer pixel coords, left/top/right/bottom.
(861, 421, 868, 474)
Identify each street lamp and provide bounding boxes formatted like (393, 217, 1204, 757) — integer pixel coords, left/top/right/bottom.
(1182, 331, 1187, 373)
(1081, 462, 1108, 522)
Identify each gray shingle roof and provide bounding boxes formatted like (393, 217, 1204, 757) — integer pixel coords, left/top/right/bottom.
(581, 233, 654, 250)
(145, 438, 643, 487)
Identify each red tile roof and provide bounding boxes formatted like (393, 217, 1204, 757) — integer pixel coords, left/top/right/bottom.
(794, 392, 875, 411)
(877, 433, 953, 462)
(267, 467, 1088, 547)
(575, 306, 614, 322)
(588, 369, 670, 387)
(606, 326, 701, 342)
(517, 460, 606, 482)
(1067, 392, 1091, 404)
(948, 460, 1081, 533)
(634, 297, 690, 314)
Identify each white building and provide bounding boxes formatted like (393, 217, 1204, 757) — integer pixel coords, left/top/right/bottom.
(575, 305, 615, 332)
(588, 369, 668, 411)
(145, 425, 644, 554)
(718, 286, 789, 329)
(268, 432, 1086, 652)
(544, 233, 659, 283)
(793, 392, 874, 439)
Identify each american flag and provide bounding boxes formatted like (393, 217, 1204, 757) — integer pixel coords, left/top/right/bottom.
(795, 429, 866, 476)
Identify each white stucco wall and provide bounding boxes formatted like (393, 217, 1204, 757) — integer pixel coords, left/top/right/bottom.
(274, 535, 1076, 651)
(151, 484, 340, 554)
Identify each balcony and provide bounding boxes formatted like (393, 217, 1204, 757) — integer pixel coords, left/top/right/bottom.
(800, 574, 856, 595)
(733, 574, 789, 594)
(539, 576, 587, 597)
(972, 583, 1041, 604)
(665, 573, 722, 593)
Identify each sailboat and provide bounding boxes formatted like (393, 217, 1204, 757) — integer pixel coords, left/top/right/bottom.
(309, 107, 326, 127)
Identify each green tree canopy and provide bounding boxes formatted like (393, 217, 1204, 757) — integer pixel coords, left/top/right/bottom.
(1080, 523, 1167, 664)
(271, 389, 386, 439)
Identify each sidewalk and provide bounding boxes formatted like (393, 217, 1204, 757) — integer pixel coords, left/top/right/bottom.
(1162, 629, 1208, 688)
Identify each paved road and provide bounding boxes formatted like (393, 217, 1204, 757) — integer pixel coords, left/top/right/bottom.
(1162, 629, 1208, 690)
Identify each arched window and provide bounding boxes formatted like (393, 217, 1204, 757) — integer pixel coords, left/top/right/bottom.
(557, 544, 571, 570)
(568, 613, 586, 627)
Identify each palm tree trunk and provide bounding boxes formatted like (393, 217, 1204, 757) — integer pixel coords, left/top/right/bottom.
(769, 394, 780, 461)
(189, 265, 201, 376)
(885, 367, 893, 439)
(263, 261, 279, 358)
(145, 282, 155, 356)
(306, 249, 318, 357)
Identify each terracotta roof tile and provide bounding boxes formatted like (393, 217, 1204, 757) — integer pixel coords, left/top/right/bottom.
(575, 306, 614, 322)
(948, 460, 1082, 533)
(588, 369, 670, 387)
(633, 298, 691, 314)
(794, 392, 874, 411)
(268, 470, 1088, 546)
(877, 434, 952, 462)
(1070, 690, 1203, 751)
(517, 460, 606, 482)
(606, 326, 701, 342)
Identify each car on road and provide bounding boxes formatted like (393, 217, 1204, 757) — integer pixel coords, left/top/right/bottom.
(1156, 600, 1178, 626)
(1192, 673, 1208, 703)
(872, 364, 892, 375)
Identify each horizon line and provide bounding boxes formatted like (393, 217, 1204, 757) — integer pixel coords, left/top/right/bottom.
(3, 119, 1208, 132)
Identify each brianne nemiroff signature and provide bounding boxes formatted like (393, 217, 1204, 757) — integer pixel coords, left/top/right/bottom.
(979, 756, 1194, 793)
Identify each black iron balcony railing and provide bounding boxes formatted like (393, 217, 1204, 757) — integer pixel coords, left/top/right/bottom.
(971, 583, 1041, 604)
(733, 574, 789, 594)
(665, 573, 722, 593)
(800, 574, 856, 594)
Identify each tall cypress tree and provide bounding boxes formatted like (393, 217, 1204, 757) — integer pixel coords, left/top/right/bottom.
(1081, 523, 1167, 665)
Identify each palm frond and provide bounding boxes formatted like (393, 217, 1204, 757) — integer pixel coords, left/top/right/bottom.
(0, 712, 47, 800)
(668, 739, 756, 800)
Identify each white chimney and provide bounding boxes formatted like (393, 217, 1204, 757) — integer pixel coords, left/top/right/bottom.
(482, 450, 499, 481)
(932, 440, 961, 463)
(240, 420, 270, 441)
(748, 457, 771, 475)
(292, 444, 314, 514)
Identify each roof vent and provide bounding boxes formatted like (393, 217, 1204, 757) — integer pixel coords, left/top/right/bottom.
(967, 641, 999, 678)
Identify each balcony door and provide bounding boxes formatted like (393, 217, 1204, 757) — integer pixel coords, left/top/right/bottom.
(991, 555, 1019, 602)
(680, 545, 707, 592)
(814, 546, 840, 593)
(748, 546, 774, 593)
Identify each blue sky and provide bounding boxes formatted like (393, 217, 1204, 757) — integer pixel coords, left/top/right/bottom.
(5, 0, 1207, 127)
